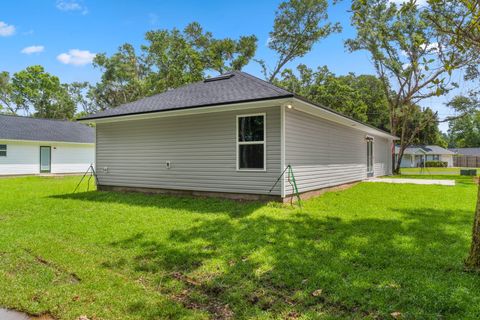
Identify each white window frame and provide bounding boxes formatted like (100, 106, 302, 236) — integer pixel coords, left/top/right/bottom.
(236, 113, 266, 172)
(0, 144, 6, 157)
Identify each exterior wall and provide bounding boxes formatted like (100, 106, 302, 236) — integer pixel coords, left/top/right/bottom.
(51, 144, 95, 173)
(0, 141, 38, 175)
(95, 106, 282, 195)
(399, 154, 414, 168)
(284, 108, 392, 195)
(0, 140, 94, 175)
(440, 154, 453, 167)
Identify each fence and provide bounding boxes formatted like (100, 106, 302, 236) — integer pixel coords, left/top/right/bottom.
(453, 155, 480, 168)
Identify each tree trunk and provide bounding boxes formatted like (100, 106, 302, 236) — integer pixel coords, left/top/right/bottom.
(466, 181, 480, 271)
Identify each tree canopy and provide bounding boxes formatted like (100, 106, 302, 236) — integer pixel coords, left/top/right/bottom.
(258, 0, 341, 82)
(0, 66, 75, 119)
(346, 0, 478, 172)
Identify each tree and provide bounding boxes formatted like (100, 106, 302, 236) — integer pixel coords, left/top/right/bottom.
(1, 66, 75, 119)
(0, 71, 14, 114)
(90, 22, 257, 109)
(346, 0, 477, 173)
(426, 0, 480, 272)
(258, 0, 341, 82)
(275, 64, 390, 129)
(447, 96, 480, 148)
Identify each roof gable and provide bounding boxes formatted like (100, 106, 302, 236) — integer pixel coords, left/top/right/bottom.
(0, 115, 94, 143)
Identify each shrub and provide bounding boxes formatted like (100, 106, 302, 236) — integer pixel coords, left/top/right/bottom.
(425, 160, 447, 168)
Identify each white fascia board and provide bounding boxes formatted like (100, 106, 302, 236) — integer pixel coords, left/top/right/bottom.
(291, 98, 398, 140)
(78, 98, 292, 124)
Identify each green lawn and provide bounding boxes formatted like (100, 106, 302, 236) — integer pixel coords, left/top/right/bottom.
(400, 167, 480, 175)
(1, 176, 479, 319)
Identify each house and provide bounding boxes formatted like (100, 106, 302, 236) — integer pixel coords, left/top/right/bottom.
(395, 145, 454, 168)
(79, 71, 396, 201)
(0, 115, 95, 175)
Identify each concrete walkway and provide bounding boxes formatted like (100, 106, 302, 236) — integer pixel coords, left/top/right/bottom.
(366, 178, 455, 186)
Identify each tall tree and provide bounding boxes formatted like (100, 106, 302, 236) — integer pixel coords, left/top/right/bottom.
(275, 64, 390, 129)
(346, 0, 477, 173)
(258, 0, 341, 82)
(90, 23, 257, 110)
(426, 0, 480, 272)
(1, 66, 75, 119)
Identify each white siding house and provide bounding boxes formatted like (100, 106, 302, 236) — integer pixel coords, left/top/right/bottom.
(80, 71, 396, 201)
(0, 115, 95, 175)
(395, 145, 454, 168)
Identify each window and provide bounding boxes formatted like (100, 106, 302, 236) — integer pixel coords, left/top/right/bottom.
(0, 144, 6, 157)
(237, 114, 265, 170)
(433, 155, 440, 161)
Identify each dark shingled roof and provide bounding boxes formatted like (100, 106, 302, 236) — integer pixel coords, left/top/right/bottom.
(449, 148, 480, 156)
(0, 115, 94, 143)
(79, 71, 294, 120)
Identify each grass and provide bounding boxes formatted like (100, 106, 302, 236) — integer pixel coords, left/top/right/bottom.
(400, 167, 480, 175)
(0, 176, 479, 319)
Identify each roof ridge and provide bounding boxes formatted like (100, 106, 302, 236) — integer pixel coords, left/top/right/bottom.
(231, 71, 293, 96)
(0, 113, 81, 124)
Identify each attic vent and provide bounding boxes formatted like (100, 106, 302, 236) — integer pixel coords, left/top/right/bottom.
(203, 74, 234, 82)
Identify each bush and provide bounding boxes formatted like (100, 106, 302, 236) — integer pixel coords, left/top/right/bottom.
(425, 160, 448, 168)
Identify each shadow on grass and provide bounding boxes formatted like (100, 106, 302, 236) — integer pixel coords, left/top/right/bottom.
(100, 206, 478, 318)
(50, 190, 264, 218)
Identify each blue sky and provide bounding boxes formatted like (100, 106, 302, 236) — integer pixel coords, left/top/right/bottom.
(0, 0, 468, 131)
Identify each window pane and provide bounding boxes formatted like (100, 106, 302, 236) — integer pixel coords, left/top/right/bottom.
(0, 151, 6, 157)
(0, 145, 6, 150)
(238, 116, 264, 142)
(239, 144, 264, 169)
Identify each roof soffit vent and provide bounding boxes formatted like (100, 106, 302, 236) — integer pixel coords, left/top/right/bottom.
(203, 74, 234, 82)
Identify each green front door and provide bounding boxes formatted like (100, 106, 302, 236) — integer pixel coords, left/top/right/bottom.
(40, 146, 51, 173)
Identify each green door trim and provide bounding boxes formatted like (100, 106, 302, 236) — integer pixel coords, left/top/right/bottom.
(40, 146, 51, 173)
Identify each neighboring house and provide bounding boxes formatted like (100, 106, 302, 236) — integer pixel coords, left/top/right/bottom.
(0, 115, 95, 175)
(449, 147, 480, 156)
(395, 145, 454, 168)
(79, 71, 396, 201)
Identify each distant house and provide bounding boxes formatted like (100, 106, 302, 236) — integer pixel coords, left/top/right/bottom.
(0, 115, 95, 175)
(79, 71, 397, 201)
(395, 145, 454, 168)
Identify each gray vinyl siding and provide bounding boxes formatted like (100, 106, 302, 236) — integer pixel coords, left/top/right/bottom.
(95, 106, 281, 195)
(284, 109, 392, 195)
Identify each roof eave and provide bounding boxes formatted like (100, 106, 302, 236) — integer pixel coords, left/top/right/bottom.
(291, 97, 398, 140)
(77, 95, 294, 122)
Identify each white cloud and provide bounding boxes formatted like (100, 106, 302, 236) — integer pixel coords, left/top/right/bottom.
(0, 21, 15, 36)
(57, 49, 96, 66)
(422, 42, 439, 52)
(56, 0, 88, 14)
(21, 45, 45, 54)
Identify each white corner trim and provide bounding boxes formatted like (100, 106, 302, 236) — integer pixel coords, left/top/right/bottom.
(280, 105, 286, 197)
